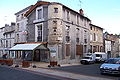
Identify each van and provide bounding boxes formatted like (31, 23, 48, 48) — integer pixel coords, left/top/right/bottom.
(94, 52, 107, 62)
(80, 53, 96, 64)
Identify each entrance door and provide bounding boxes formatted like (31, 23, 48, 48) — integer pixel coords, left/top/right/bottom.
(34, 50, 40, 61)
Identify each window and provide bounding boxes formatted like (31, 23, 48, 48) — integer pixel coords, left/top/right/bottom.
(53, 20, 57, 26)
(37, 9, 42, 19)
(66, 25, 70, 35)
(67, 11, 70, 21)
(1, 40, 3, 47)
(17, 34, 19, 42)
(37, 24, 43, 41)
(84, 30, 87, 38)
(96, 35, 98, 41)
(76, 28, 79, 41)
(90, 45, 92, 53)
(17, 23, 19, 31)
(93, 33, 96, 41)
(6, 40, 8, 47)
(84, 39, 87, 43)
(66, 25, 70, 30)
(90, 26, 92, 30)
(77, 15, 79, 24)
(21, 13, 24, 19)
(76, 38, 79, 43)
(65, 25, 70, 42)
(90, 34, 92, 41)
(54, 8, 58, 13)
(66, 36, 70, 42)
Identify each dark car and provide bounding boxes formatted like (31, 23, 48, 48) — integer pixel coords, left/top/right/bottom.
(100, 58, 120, 75)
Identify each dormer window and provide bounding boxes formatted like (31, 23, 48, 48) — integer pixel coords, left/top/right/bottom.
(36, 7, 43, 20)
(37, 9, 42, 19)
(34, 7, 44, 23)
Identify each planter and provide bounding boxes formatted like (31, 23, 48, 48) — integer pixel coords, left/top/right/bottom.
(22, 61, 30, 68)
(0, 59, 6, 65)
(6, 59, 13, 66)
(0, 59, 13, 66)
(50, 61, 57, 67)
(0, 59, 4, 65)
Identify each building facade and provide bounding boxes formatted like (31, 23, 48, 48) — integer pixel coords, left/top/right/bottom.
(15, 5, 32, 43)
(0, 23, 15, 58)
(21, 1, 91, 64)
(0, 27, 5, 57)
(90, 24, 103, 53)
(103, 32, 120, 58)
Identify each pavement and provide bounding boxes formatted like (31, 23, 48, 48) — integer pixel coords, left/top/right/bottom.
(11, 62, 114, 80)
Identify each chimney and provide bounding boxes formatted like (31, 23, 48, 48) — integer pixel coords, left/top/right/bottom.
(11, 22, 15, 26)
(79, 9, 84, 15)
(5, 24, 9, 27)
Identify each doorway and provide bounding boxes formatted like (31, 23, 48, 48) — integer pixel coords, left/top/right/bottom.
(34, 50, 40, 61)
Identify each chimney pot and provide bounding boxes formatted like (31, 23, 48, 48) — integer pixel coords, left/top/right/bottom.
(79, 9, 84, 15)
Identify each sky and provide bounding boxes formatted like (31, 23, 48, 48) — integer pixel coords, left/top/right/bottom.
(0, 0, 120, 34)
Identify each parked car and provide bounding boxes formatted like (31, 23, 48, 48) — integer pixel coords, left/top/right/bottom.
(80, 53, 95, 64)
(94, 52, 107, 63)
(100, 58, 120, 75)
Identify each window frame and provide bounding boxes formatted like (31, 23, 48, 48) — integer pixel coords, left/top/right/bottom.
(36, 6, 43, 20)
(35, 23, 43, 42)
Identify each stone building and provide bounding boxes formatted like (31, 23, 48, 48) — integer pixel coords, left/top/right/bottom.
(89, 24, 103, 53)
(0, 27, 5, 57)
(15, 5, 32, 43)
(0, 23, 15, 58)
(23, 1, 91, 64)
(12, 1, 91, 64)
(103, 32, 120, 58)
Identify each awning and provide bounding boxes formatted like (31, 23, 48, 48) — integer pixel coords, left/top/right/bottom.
(9, 43, 47, 51)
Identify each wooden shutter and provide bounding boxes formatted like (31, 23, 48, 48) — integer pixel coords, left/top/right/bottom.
(76, 45, 83, 55)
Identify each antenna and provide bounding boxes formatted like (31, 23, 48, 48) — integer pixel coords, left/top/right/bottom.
(78, 0, 82, 8)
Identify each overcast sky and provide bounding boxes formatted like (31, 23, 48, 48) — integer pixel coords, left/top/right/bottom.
(0, 0, 120, 34)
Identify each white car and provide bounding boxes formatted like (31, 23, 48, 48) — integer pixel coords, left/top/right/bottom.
(80, 57, 95, 64)
(100, 58, 120, 75)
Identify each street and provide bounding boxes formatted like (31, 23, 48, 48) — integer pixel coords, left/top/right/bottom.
(0, 64, 119, 80)
(51, 64, 120, 80)
(0, 65, 71, 80)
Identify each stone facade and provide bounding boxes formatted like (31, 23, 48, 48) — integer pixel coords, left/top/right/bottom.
(103, 32, 120, 58)
(0, 27, 5, 57)
(24, 1, 91, 64)
(0, 23, 15, 58)
(15, 5, 32, 43)
(90, 24, 103, 53)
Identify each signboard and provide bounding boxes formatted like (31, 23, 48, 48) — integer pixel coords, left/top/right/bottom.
(50, 50, 56, 57)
